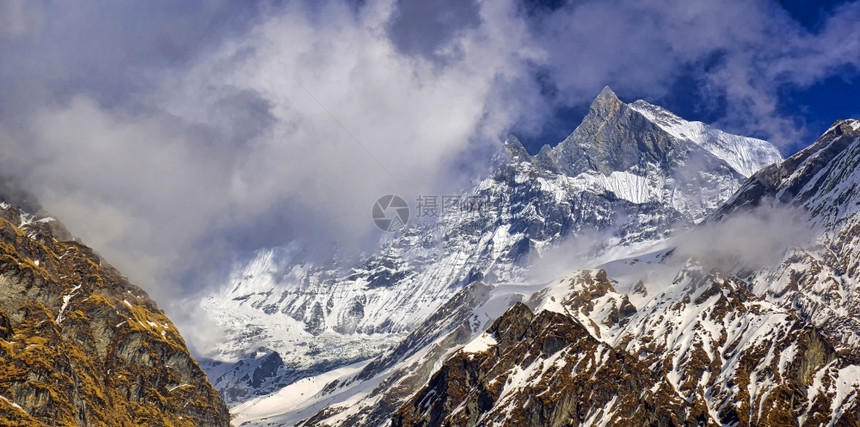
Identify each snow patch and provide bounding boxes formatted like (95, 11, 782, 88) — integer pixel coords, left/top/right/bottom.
(55, 284, 82, 324)
(462, 333, 497, 354)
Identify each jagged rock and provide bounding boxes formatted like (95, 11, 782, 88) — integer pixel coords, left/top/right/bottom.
(396, 263, 858, 426)
(393, 303, 694, 426)
(716, 119, 860, 359)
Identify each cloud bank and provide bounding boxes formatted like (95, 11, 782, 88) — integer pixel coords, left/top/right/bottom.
(671, 204, 817, 272)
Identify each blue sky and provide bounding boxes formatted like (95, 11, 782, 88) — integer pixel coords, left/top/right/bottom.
(0, 0, 858, 326)
(524, 56, 860, 156)
(511, 0, 860, 155)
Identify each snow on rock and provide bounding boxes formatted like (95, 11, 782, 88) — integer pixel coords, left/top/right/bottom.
(55, 284, 82, 325)
(461, 332, 497, 354)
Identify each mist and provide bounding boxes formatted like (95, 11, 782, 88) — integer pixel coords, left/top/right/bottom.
(671, 204, 817, 273)
(524, 231, 610, 283)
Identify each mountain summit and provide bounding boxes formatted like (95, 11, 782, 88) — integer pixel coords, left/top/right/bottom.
(202, 89, 787, 424)
(532, 86, 781, 180)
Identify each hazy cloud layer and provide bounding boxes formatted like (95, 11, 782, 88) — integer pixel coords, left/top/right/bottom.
(0, 0, 858, 349)
(671, 204, 817, 272)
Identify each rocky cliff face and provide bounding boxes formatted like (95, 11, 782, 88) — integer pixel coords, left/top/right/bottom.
(716, 119, 860, 360)
(0, 189, 230, 426)
(393, 302, 694, 426)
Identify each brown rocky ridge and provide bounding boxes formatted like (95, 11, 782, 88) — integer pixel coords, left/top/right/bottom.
(0, 183, 230, 426)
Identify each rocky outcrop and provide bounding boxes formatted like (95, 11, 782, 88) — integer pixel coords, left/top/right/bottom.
(0, 195, 230, 426)
(393, 303, 694, 426)
(616, 265, 851, 426)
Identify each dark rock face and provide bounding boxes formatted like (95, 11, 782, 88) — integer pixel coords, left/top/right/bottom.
(542, 87, 698, 176)
(306, 301, 326, 335)
(393, 303, 692, 427)
(536, 87, 745, 215)
(0, 199, 230, 425)
(250, 352, 285, 388)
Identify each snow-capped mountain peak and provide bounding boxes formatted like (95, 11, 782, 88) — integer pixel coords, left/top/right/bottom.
(200, 88, 792, 421)
(531, 87, 781, 180)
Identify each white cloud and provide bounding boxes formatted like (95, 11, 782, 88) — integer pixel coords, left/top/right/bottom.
(151, 0, 544, 246)
(671, 204, 817, 272)
(0, 0, 547, 305)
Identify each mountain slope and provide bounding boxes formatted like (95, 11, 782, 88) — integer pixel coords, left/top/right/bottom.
(0, 186, 230, 426)
(272, 118, 860, 425)
(394, 302, 694, 426)
(715, 119, 860, 361)
(627, 99, 782, 178)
